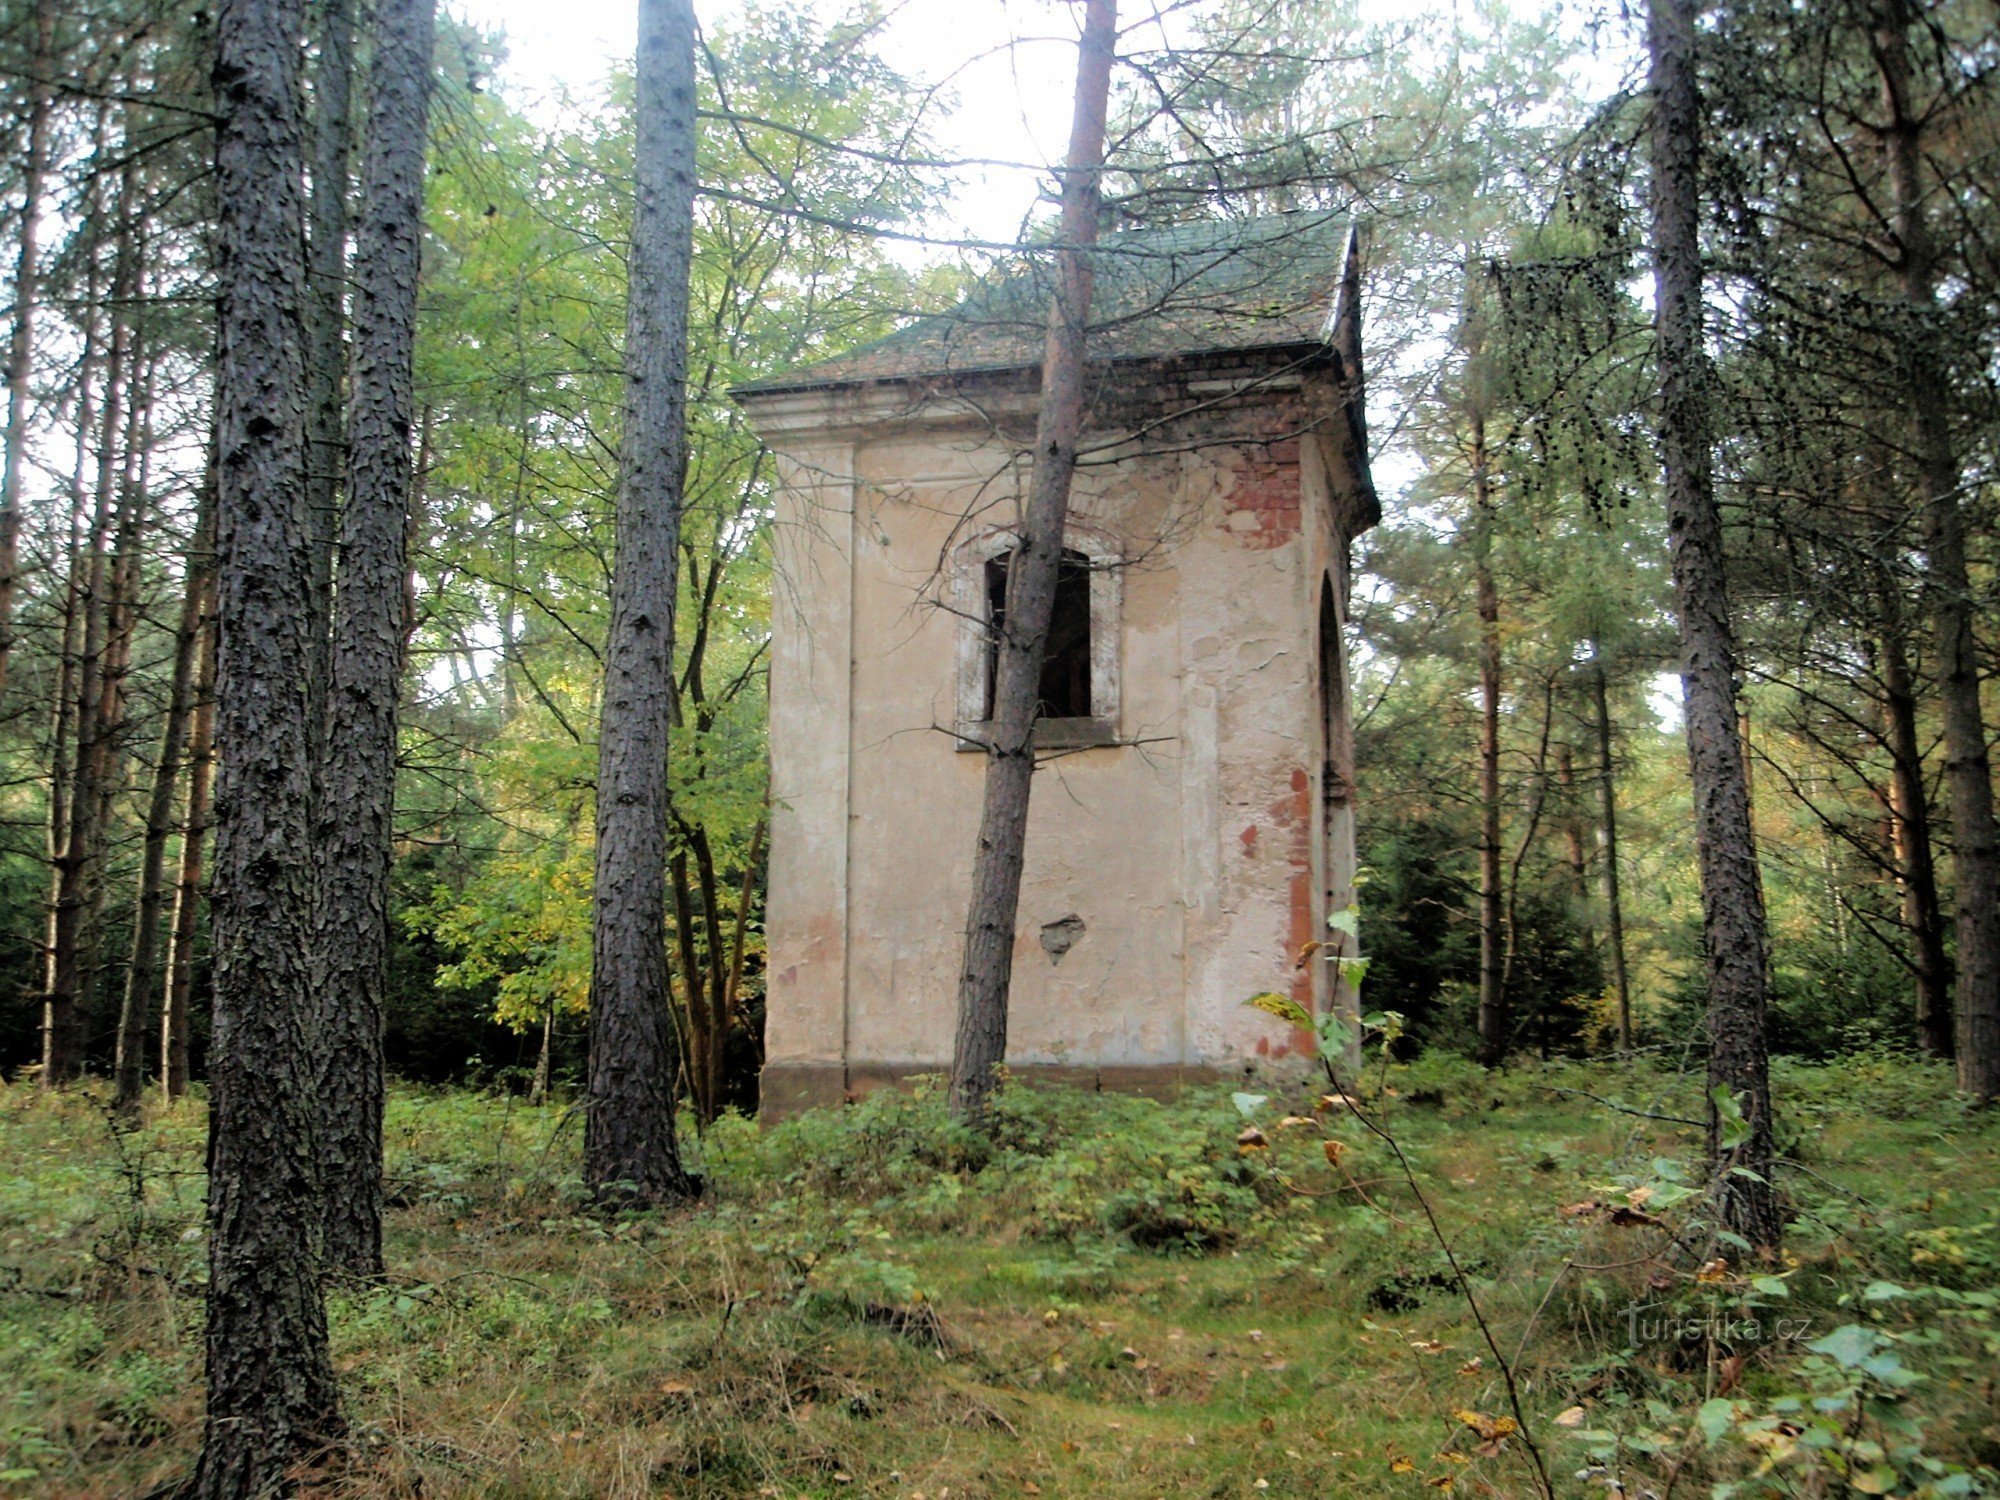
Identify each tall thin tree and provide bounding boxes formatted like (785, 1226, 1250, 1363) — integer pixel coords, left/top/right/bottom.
(584, 0, 701, 1203)
(303, 0, 355, 727)
(1647, 0, 1781, 1249)
(196, 0, 342, 1485)
(161, 570, 216, 1101)
(0, 0, 52, 705)
(115, 484, 213, 1113)
(316, 0, 436, 1276)
(950, 0, 1118, 1123)
(1872, 1, 2000, 1100)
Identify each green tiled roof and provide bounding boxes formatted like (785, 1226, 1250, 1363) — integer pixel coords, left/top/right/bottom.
(737, 211, 1353, 395)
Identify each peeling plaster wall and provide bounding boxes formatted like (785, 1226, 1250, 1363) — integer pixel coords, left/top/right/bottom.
(756, 374, 1355, 1097)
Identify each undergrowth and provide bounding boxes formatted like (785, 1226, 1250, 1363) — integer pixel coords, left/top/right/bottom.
(0, 1053, 1995, 1497)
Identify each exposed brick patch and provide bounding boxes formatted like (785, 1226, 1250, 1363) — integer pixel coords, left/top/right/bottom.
(1223, 437, 1302, 549)
(1242, 765, 1316, 1052)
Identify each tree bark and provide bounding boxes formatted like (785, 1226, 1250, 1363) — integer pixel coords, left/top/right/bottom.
(304, 0, 355, 731)
(1873, 3, 2000, 1100)
(116, 483, 214, 1113)
(162, 538, 217, 1101)
(315, 0, 435, 1280)
(1647, 0, 1781, 1250)
(1590, 653, 1632, 1051)
(0, 0, 53, 706)
(669, 845, 710, 1121)
(196, 0, 343, 1485)
(584, 0, 700, 1204)
(1875, 580, 1952, 1057)
(950, 0, 1117, 1124)
(1472, 407, 1506, 1068)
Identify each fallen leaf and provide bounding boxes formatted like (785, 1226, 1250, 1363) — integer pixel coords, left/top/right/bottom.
(1237, 1125, 1270, 1153)
(1696, 1258, 1732, 1284)
(1453, 1409, 1519, 1444)
(1718, 1354, 1745, 1395)
(1554, 1406, 1587, 1428)
(1391, 1456, 1417, 1474)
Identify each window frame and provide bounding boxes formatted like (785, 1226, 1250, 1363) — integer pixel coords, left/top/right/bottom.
(952, 524, 1121, 751)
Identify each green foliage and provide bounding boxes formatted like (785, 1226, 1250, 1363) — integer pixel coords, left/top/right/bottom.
(3, 1061, 1996, 1495)
(711, 1077, 1316, 1254)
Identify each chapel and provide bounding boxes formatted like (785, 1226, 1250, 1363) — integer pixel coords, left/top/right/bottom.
(732, 213, 1380, 1114)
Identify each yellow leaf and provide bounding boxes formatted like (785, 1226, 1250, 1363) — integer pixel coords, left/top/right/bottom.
(1390, 1456, 1416, 1474)
(1554, 1406, 1587, 1428)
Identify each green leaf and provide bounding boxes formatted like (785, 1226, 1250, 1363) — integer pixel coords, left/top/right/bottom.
(1712, 1087, 1753, 1151)
(1807, 1324, 1880, 1369)
(1749, 1275, 1790, 1299)
(1244, 991, 1312, 1029)
(1862, 1281, 1910, 1302)
(1327, 905, 1360, 937)
(1696, 1397, 1738, 1443)
(1232, 1092, 1268, 1119)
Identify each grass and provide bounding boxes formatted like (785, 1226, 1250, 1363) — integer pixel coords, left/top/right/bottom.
(1, 1053, 1997, 1498)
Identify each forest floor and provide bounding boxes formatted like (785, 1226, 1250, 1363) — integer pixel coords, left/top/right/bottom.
(2, 1054, 1997, 1499)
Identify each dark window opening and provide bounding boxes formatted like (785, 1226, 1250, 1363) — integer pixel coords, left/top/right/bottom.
(985, 547, 1093, 719)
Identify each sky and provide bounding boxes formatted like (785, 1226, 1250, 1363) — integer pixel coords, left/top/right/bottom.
(452, 0, 1119, 246)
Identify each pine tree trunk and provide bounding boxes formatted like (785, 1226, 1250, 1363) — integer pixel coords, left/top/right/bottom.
(950, 0, 1117, 1123)
(1590, 654, 1633, 1051)
(116, 484, 213, 1113)
(725, 818, 763, 1027)
(1647, 0, 1781, 1250)
(1873, 3, 2000, 1100)
(670, 846, 711, 1122)
(0, 0, 52, 706)
(315, 0, 435, 1281)
(1876, 583, 1952, 1057)
(43, 202, 133, 1085)
(1473, 409, 1506, 1068)
(584, 0, 700, 1204)
(530, 1005, 553, 1104)
(195, 0, 343, 1485)
(162, 541, 216, 1102)
(304, 0, 355, 731)
(39, 268, 104, 1087)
